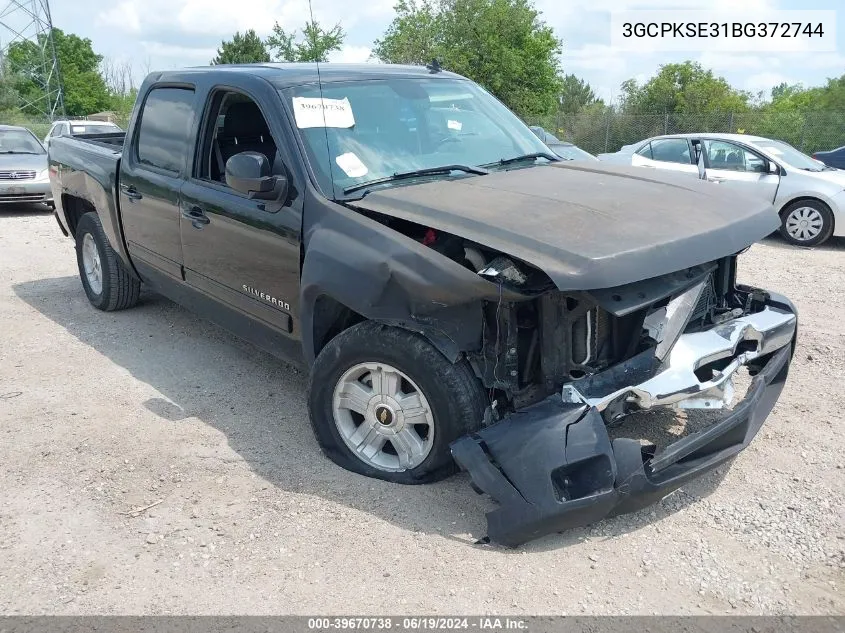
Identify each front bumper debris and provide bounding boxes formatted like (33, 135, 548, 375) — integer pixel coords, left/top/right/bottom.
(451, 293, 797, 547)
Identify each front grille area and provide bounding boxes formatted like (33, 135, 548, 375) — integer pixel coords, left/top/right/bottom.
(0, 193, 46, 202)
(0, 170, 36, 180)
(687, 273, 717, 331)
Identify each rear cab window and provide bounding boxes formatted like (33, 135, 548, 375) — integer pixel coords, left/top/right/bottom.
(135, 87, 196, 174)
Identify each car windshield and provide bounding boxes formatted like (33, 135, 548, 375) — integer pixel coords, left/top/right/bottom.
(283, 78, 551, 197)
(553, 144, 597, 161)
(0, 129, 44, 154)
(753, 139, 825, 171)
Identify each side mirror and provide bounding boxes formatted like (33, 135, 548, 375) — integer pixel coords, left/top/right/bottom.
(225, 151, 288, 201)
(767, 161, 780, 175)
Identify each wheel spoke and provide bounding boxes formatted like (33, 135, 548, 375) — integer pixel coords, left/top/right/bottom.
(372, 367, 401, 397)
(336, 381, 372, 415)
(349, 420, 386, 459)
(396, 392, 430, 426)
(392, 427, 426, 469)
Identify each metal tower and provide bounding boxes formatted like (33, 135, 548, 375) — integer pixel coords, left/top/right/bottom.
(0, 0, 64, 121)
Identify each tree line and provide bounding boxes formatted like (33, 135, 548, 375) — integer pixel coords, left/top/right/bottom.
(1, 0, 843, 145)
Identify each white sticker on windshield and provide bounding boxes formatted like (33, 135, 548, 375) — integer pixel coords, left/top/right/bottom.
(292, 97, 355, 129)
(447, 119, 463, 131)
(335, 152, 368, 178)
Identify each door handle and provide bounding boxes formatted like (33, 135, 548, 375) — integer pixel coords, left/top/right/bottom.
(182, 206, 210, 227)
(707, 176, 726, 183)
(120, 184, 143, 201)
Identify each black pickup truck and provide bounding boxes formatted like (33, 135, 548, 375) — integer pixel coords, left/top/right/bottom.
(49, 63, 797, 546)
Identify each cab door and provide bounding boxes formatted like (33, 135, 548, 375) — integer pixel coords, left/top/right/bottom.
(118, 85, 197, 280)
(702, 139, 780, 203)
(178, 79, 302, 338)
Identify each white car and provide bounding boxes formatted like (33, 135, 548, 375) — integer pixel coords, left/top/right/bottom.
(43, 120, 123, 149)
(598, 133, 845, 246)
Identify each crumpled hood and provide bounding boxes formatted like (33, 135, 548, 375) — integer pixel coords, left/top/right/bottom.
(350, 161, 779, 290)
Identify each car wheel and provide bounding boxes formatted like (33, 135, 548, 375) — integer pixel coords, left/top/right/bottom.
(780, 200, 834, 247)
(307, 321, 488, 484)
(75, 212, 141, 311)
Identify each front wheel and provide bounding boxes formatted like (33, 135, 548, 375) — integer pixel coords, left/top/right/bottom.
(307, 321, 488, 484)
(75, 212, 141, 311)
(780, 200, 834, 247)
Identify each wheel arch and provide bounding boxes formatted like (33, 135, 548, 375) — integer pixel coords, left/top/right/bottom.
(776, 195, 834, 223)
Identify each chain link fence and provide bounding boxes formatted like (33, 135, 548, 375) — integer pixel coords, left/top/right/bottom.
(528, 111, 845, 156)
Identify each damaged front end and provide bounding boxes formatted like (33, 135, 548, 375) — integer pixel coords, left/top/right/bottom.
(450, 264, 797, 547)
(325, 189, 795, 547)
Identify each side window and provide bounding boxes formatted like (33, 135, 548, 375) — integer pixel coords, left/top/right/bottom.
(649, 138, 692, 164)
(196, 90, 277, 186)
(635, 143, 653, 159)
(135, 87, 195, 173)
(49, 125, 61, 138)
(705, 139, 766, 173)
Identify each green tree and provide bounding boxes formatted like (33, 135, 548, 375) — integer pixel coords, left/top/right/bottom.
(0, 55, 21, 114)
(620, 61, 750, 114)
(7, 28, 112, 116)
(559, 74, 599, 114)
(211, 30, 271, 65)
(266, 20, 345, 62)
(374, 0, 563, 118)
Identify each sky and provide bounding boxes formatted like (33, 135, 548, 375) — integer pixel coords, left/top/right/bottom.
(44, 0, 845, 104)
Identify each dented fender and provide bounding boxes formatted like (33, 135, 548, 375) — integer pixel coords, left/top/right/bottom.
(299, 194, 528, 365)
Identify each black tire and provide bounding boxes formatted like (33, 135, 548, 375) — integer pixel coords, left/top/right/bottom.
(779, 199, 835, 247)
(75, 212, 141, 311)
(307, 321, 488, 484)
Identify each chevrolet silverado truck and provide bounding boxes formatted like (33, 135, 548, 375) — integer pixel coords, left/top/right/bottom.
(49, 64, 797, 546)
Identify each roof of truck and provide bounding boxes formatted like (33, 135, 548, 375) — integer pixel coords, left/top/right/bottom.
(173, 63, 467, 87)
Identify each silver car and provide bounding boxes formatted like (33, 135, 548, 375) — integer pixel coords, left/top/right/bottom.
(598, 133, 845, 247)
(0, 125, 53, 208)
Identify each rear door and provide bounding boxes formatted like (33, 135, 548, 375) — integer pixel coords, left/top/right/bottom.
(178, 77, 303, 338)
(702, 139, 779, 202)
(631, 138, 700, 178)
(118, 85, 197, 280)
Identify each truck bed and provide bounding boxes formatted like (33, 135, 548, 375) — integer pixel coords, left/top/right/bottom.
(49, 134, 125, 262)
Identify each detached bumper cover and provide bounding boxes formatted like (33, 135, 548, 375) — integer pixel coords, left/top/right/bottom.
(451, 294, 797, 547)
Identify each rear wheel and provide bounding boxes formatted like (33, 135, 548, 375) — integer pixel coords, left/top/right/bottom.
(75, 212, 141, 311)
(780, 200, 834, 247)
(307, 321, 488, 484)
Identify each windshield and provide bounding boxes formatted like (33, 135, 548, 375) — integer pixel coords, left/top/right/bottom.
(283, 78, 551, 197)
(553, 144, 597, 161)
(0, 129, 44, 154)
(754, 139, 825, 171)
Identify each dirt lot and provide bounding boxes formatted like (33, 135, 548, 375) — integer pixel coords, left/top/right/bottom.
(0, 208, 843, 615)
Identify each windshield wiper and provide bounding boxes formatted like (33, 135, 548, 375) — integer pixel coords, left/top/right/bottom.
(0, 150, 41, 154)
(484, 151, 560, 167)
(343, 164, 489, 195)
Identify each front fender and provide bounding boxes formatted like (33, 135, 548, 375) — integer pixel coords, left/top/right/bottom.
(299, 195, 524, 365)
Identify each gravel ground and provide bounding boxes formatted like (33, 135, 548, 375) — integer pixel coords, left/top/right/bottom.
(0, 207, 843, 615)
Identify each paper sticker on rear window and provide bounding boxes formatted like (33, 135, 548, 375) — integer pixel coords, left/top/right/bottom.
(293, 97, 355, 129)
(447, 119, 462, 131)
(335, 152, 368, 178)
(72, 126, 86, 133)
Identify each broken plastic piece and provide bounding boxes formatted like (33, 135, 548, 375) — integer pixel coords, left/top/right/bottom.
(479, 256, 527, 286)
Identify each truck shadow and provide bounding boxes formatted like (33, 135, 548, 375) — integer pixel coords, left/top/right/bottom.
(14, 275, 729, 552)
